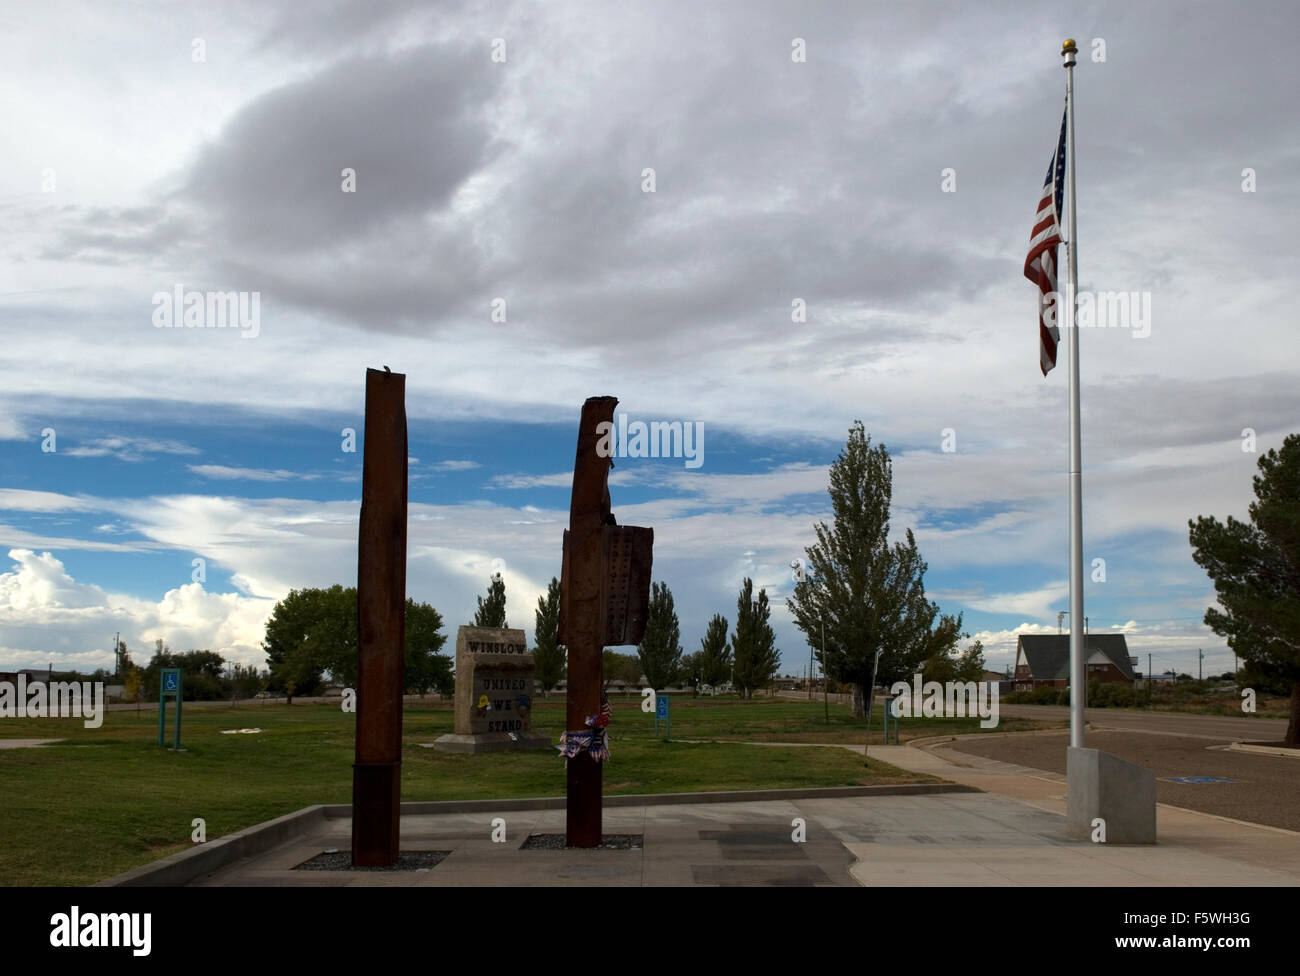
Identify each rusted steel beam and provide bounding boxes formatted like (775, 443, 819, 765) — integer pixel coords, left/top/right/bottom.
(352, 367, 407, 866)
(561, 396, 618, 847)
(603, 525, 654, 646)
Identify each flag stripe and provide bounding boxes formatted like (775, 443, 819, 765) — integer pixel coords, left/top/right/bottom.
(1024, 107, 1067, 376)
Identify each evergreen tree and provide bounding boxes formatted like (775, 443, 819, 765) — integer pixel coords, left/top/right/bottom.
(473, 572, 508, 628)
(1189, 433, 1300, 746)
(786, 422, 961, 717)
(697, 613, 732, 689)
(533, 577, 566, 694)
(732, 578, 780, 698)
(637, 581, 683, 689)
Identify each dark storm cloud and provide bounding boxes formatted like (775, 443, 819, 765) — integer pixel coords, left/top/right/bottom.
(1084, 372, 1299, 456)
(248, 0, 470, 55)
(35, 0, 1300, 360)
(185, 45, 499, 248)
(38, 41, 504, 322)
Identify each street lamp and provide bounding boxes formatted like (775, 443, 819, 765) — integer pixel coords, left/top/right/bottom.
(1057, 610, 1087, 633)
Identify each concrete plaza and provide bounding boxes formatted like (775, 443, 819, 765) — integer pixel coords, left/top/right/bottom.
(110, 738, 1300, 887)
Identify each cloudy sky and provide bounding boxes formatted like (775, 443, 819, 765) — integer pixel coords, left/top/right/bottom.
(1, 0, 1295, 681)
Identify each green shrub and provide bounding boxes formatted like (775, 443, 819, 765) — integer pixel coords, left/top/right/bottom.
(1031, 685, 1061, 705)
(1091, 682, 1137, 708)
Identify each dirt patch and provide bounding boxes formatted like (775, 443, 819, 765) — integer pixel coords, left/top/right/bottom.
(0, 739, 65, 749)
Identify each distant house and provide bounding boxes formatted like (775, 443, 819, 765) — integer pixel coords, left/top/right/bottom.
(1013, 634, 1136, 691)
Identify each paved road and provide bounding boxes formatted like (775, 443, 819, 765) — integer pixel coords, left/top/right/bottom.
(998, 703, 1288, 741)
(950, 727, 1300, 832)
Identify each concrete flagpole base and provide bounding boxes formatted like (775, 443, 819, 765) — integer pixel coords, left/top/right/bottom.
(1066, 747, 1157, 844)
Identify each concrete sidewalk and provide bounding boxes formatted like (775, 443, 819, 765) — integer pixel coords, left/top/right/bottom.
(853, 740, 1300, 885)
(166, 738, 1300, 886)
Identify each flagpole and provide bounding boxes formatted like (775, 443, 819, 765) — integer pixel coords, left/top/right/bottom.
(1062, 38, 1085, 750)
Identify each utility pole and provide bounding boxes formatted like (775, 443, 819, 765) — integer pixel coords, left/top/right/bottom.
(821, 618, 828, 722)
(1198, 648, 1203, 681)
(1148, 652, 1152, 705)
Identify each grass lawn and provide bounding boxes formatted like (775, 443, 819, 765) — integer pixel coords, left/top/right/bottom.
(630, 692, 1062, 743)
(0, 695, 972, 885)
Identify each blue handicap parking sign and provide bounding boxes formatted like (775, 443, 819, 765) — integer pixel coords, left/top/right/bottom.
(656, 695, 669, 718)
(164, 673, 178, 692)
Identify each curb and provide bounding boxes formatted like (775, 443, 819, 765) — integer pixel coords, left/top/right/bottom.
(1226, 741, 1300, 759)
(907, 725, 1083, 753)
(917, 735, 1070, 780)
(96, 783, 980, 887)
(94, 805, 330, 887)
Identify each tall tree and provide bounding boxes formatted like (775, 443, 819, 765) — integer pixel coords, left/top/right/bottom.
(637, 581, 683, 689)
(697, 613, 732, 689)
(679, 651, 703, 695)
(143, 648, 227, 700)
(262, 586, 344, 697)
(786, 422, 961, 717)
(263, 585, 449, 696)
(923, 638, 986, 685)
(602, 649, 641, 694)
(228, 663, 266, 703)
(732, 578, 781, 699)
(123, 666, 143, 703)
(1189, 433, 1300, 746)
(405, 598, 452, 696)
(533, 577, 566, 695)
(474, 572, 508, 628)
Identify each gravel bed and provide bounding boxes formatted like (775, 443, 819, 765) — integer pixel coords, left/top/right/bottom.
(293, 850, 451, 871)
(520, 834, 643, 850)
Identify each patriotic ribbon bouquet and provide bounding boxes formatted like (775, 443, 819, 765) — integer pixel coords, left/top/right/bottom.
(558, 694, 612, 762)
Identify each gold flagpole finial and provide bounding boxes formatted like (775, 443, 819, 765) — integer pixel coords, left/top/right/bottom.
(1062, 38, 1077, 67)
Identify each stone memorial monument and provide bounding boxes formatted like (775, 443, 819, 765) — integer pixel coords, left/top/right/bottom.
(432, 625, 551, 753)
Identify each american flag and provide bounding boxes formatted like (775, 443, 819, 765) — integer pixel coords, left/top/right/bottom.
(1024, 108, 1068, 376)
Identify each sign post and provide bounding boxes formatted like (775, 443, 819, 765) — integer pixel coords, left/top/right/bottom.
(158, 667, 183, 750)
(656, 692, 670, 741)
(882, 695, 898, 744)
